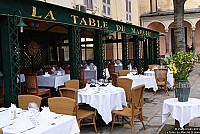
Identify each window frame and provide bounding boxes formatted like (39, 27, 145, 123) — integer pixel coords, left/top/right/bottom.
(126, 0, 132, 22)
(102, 0, 111, 17)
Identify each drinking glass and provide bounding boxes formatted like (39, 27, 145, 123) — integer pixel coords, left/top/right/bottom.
(28, 102, 39, 126)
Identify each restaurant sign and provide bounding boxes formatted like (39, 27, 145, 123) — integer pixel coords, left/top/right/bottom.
(0, 0, 159, 38)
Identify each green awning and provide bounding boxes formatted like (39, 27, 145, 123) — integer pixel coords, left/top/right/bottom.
(0, 0, 159, 38)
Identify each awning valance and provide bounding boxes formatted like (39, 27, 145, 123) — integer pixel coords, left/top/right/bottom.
(0, 0, 159, 38)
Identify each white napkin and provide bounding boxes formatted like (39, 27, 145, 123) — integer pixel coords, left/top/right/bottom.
(85, 67, 90, 70)
(8, 103, 17, 111)
(85, 83, 90, 88)
(114, 63, 118, 66)
(40, 107, 55, 116)
(43, 73, 50, 77)
(8, 103, 21, 113)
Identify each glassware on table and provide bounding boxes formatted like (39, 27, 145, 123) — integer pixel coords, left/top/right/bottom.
(28, 102, 39, 126)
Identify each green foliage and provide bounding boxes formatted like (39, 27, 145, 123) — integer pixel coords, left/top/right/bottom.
(163, 52, 196, 80)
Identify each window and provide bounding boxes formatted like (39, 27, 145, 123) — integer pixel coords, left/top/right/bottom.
(103, 0, 111, 16)
(81, 38, 94, 61)
(126, 0, 131, 22)
(84, 0, 93, 10)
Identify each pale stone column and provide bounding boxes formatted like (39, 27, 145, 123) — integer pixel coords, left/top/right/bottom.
(192, 27, 195, 52)
(165, 29, 169, 57)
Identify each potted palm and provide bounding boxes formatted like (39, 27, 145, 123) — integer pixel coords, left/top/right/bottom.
(163, 51, 196, 102)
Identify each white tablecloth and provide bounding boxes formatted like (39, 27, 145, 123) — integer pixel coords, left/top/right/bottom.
(114, 65, 123, 73)
(144, 70, 174, 87)
(0, 108, 80, 134)
(120, 75, 158, 92)
(162, 98, 200, 128)
(37, 74, 70, 88)
(84, 70, 97, 80)
(78, 86, 127, 124)
(18, 74, 70, 89)
(84, 68, 110, 80)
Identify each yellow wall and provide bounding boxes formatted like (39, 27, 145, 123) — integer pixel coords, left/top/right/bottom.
(139, 0, 200, 15)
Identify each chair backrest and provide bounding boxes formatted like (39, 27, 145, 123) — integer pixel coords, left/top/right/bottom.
(148, 64, 160, 71)
(117, 78, 133, 103)
(131, 84, 145, 115)
(59, 87, 78, 115)
(154, 68, 168, 85)
(48, 97, 76, 115)
(108, 64, 115, 74)
(25, 73, 39, 95)
(118, 70, 130, 76)
(64, 80, 79, 89)
(18, 95, 42, 110)
(62, 66, 70, 74)
(0, 128, 2, 134)
(110, 73, 118, 86)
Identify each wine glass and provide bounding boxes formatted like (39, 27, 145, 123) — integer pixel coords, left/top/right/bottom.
(28, 102, 39, 126)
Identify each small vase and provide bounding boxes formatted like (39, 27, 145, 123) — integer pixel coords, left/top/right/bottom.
(175, 80, 190, 102)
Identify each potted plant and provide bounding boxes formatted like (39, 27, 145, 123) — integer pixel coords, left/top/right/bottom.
(163, 51, 196, 102)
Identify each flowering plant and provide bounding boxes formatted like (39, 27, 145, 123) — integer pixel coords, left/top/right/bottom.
(163, 52, 196, 81)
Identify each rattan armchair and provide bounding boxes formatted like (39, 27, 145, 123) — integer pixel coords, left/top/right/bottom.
(59, 87, 97, 133)
(18, 95, 42, 110)
(48, 97, 76, 115)
(64, 79, 79, 89)
(154, 68, 169, 96)
(0, 128, 3, 134)
(111, 84, 146, 134)
(118, 70, 130, 76)
(117, 78, 133, 107)
(110, 73, 118, 87)
(148, 64, 160, 71)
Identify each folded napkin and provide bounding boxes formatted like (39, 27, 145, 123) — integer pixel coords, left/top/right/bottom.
(85, 67, 90, 70)
(8, 103, 17, 111)
(43, 74, 50, 77)
(114, 63, 118, 66)
(40, 107, 55, 116)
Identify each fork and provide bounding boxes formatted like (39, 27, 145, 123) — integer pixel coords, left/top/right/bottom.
(2, 122, 14, 128)
(20, 126, 36, 133)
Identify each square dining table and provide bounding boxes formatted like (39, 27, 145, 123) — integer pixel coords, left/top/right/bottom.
(0, 108, 79, 134)
(78, 84, 127, 124)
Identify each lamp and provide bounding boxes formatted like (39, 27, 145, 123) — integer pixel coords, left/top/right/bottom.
(14, 10, 27, 33)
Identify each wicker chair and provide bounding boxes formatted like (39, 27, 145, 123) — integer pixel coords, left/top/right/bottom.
(111, 84, 146, 134)
(18, 95, 42, 110)
(154, 68, 169, 96)
(25, 73, 51, 99)
(0, 128, 2, 134)
(148, 64, 160, 71)
(64, 80, 79, 89)
(118, 70, 130, 76)
(48, 97, 76, 115)
(110, 73, 118, 87)
(117, 78, 133, 107)
(59, 87, 97, 133)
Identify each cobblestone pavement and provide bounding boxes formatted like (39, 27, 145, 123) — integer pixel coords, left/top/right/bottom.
(80, 64, 200, 134)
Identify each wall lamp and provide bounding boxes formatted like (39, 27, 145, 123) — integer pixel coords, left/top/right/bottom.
(14, 10, 27, 33)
